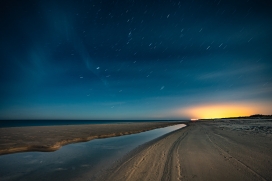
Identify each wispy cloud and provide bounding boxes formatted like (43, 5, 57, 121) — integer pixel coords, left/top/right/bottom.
(197, 64, 266, 80)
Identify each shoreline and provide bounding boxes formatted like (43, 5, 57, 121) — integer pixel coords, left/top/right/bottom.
(95, 119, 272, 181)
(0, 122, 183, 155)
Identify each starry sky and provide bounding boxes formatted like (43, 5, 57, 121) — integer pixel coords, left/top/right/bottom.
(0, 0, 272, 120)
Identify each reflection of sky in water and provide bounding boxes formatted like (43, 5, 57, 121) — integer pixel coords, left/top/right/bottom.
(0, 124, 186, 181)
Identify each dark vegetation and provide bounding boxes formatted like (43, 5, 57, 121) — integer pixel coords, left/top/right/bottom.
(221, 114, 272, 119)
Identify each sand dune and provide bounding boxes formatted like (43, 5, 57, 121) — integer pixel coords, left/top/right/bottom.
(96, 119, 272, 181)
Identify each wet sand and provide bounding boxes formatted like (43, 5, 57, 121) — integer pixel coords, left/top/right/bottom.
(0, 122, 181, 155)
(96, 119, 272, 181)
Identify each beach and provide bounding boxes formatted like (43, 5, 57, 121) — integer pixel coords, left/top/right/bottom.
(0, 120, 271, 181)
(96, 119, 272, 181)
(0, 122, 181, 155)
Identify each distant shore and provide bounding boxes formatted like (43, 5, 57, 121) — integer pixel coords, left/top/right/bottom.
(0, 122, 182, 155)
(95, 119, 272, 181)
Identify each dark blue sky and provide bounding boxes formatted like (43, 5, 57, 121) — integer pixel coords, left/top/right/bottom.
(0, 0, 271, 120)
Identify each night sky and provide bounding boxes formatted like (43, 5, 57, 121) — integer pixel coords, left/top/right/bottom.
(1, 0, 271, 120)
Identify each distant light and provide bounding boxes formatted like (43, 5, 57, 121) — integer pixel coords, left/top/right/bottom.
(80, 76, 83, 79)
(178, 103, 255, 119)
(96, 67, 100, 70)
(191, 118, 198, 121)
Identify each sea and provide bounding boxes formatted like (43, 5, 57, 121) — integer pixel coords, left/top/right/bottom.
(0, 120, 188, 128)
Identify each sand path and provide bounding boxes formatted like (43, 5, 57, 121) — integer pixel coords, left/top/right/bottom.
(98, 121, 272, 181)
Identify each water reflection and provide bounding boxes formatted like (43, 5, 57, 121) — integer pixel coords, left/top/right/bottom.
(0, 124, 186, 181)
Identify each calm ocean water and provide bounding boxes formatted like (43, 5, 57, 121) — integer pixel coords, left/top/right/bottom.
(0, 120, 188, 127)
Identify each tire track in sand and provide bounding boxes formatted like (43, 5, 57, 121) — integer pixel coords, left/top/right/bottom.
(100, 126, 189, 181)
(161, 131, 188, 181)
(205, 130, 267, 181)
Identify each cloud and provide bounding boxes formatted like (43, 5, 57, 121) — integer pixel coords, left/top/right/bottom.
(197, 64, 266, 80)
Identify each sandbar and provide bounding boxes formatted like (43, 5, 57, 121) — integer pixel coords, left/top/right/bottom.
(0, 122, 181, 155)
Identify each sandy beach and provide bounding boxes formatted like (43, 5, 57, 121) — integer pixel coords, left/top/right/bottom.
(0, 122, 180, 155)
(96, 119, 272, 181)
(1, 120, 271, 181)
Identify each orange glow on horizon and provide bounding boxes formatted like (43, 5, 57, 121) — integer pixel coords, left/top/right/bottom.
(174, 102, 271, 119)
(191, 118, 198, 121)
